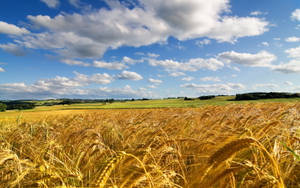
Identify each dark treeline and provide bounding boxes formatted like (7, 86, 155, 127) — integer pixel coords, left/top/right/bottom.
(198, 95, 216, 100)
(0, 101, 36, 110)
(235, 92, 300, 100)
(0, 103, 6, 112)
(48, 98, 150, 105)
(58, 99, 115, 105)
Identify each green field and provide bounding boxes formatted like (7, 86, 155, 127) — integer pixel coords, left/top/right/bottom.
(1, 96, 300, 121)
(4, 96, 300, 111)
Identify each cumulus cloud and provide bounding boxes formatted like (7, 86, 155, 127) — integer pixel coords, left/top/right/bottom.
(148, 85, 157, 89)
(61, 59, 90, 66)
(182, 76, 194, 81)
(21, 32, 107, 58)
(40, 0, 60, 8)
(218, 50, 276, 67)
(93, 61, 128, 70)
(122, 56, 143, 64)
(97, 85, 155, 99)
(117, 70, 143, 80)
(149, 58, 224, 72)
(195, 39, 211, 47)
(0, 72, 121, 99)
(272, 60, 300, 73)
(200, 76, 221, 82)
(169, 72, 185, 77)
(147, 53, 160, 58)
(291, 9, 300, 21)
(0, 67, 5, 72)
(16, 0, 269, 59)
(73, 71, 114, 84)
(285, 46, 300, 59)
(68, 0, 81, 8)
(208, 16, 269, 42)
(285, 37, 300, 42)
(0, 78, 81, 99)
(0, 43, 26, 56)
(61, 57, 141, 69)
(148, 78, 162, 84)
(261, 42, 269, 47)
(272, 46, 300, 73)
(250, 11, 267, 16)
(0, 80, 153, 99)
(284, 81, 293, 86)
(253, 83, 279, 90)
(0, 21, 29, 35)
(181, 82, 245, 94)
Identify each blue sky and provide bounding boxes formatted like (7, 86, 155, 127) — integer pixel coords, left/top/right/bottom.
(0, 0, 299, 99)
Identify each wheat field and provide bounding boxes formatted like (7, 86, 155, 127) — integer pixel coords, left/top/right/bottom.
(0, 103, 299, 187)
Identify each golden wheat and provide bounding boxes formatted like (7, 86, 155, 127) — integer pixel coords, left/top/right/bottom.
(0, 103, 299, 187)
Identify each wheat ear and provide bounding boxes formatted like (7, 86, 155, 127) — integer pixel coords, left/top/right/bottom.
(96, 151, 126, 188)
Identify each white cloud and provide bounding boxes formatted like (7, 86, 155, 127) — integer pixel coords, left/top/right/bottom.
(285, 46, 300, 59)
(0, 67, 5, 72)
(253, 83, 279, 90)
(181, 82, 245, 94)
(149, 58, 224, 72)
(148, 78, 162, 84)
(232, 66, 241, 72)
(200, 76, 221, 82)
(272, 60, 300, 73)
(117, 70, 143, 80)
(21, 32, 107, 58)
(0, 72, 117, 99)
(40, 0, 60, 8)
(284, 81, 293, 86)
(19, 0, 268, 59)
(148, 85, 157, 89)
(147, 53, 160, 58)
(182, 76, 194, 81)
(0, 21, 29, 35)
(0, 77, 83, 99)
(61, 59, 90, 67)
(122, 56, 143, 64)
(207, 16, 269, 42)
(73, 72, 114, 84)
(291, 9, 300, 21)
(285, 37, 300, 42)
(261, 42, 269, 47)
(68, 0, 81, 8)
(97, 85, 155, 99)
(195, 39, 211, 47)
(218, 50, 276, 67)
(169, 72, 185, 77)
(250, 11, 267, 16)
(93, 61, 128, 70)
(0, 78, 153, 99)
(0, 43, 26, 56)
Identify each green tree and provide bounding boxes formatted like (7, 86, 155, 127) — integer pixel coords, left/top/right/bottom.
(0, 103, 7, 112)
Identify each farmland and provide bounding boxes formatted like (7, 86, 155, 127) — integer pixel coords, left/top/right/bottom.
(1, 96, 300, 121)
(0, 100, 299, 187)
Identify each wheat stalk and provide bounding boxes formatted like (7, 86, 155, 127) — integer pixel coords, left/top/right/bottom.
(96, 151, 126, 188)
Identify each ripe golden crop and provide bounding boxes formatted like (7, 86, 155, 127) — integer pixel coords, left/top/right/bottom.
(0, 103, 299, 187)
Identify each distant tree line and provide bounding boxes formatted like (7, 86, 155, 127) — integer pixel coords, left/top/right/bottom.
(0, 101, 35, 110)
(0, 103, 7, 112)
(198, 95, 216, 100)
(235, 92, 300, 100)
(57, 98, 116, 105)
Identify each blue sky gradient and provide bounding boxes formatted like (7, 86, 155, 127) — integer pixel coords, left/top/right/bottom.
(0, 0, 299, 99)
